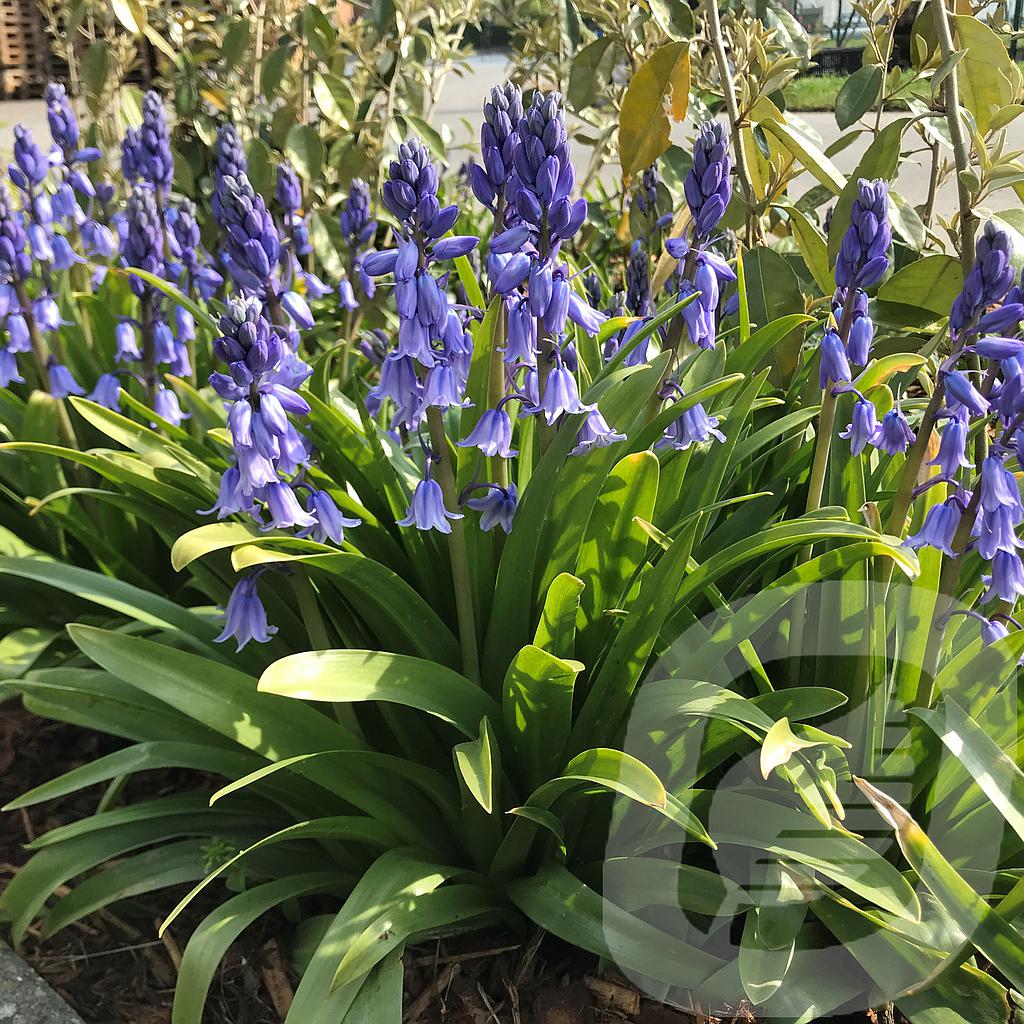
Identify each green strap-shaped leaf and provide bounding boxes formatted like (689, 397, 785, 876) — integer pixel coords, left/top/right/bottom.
(857, 777, 1024, 990)
(259, 648, 499, 738)
(502, 644, 582, 790)
(575, 451, 658, 666)
(284, 850, 459, 1023)
(454, 717, 500, 814)
(172, 872, 347, 1024)
(0, 556, 217, 640)
(42, 839, 208, 938)
(70, 625, 364, 756)
(508, 864, 727, 995)
(532, 573, 585, 659)
(912, 698, 1024, 843)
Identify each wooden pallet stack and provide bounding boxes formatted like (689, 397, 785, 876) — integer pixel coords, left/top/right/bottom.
(0, 0, 48, 99)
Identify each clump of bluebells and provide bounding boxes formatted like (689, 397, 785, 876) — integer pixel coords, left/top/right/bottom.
(904, 223, 1024, 619)
(823, 188, 1024, 647)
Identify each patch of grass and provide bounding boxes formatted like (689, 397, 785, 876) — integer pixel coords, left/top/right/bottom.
(783, 74, 846, 111)
(784, 63, 1024, 113)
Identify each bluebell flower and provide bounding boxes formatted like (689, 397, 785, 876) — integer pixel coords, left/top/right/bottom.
(6, 314, 30, 353)
(300, 489, 360, 544)
(0, 182, 30, 283)
(950, 222, 1015, 339)
(399, 474, 463, 533)
(47, 358, 85, 398)
(139, 90, 173, 193)
(930, 414, 972, 478)
(982, 548, 1024, 603)
(263, 480, 317, 530)
(0, 347, 24, 386)
(820, 327, 851, 387)
(840, 396, 881, 455)
(33, 293, 60, 332)
(907, 500, 961, 556)
(154, 385, 187, 426)
(975, 503, 1023, 560)
(943, 369, 990, 416)
(89, 372, 122, 410)
(81, 219, 117, 258)
(466, 483, 517, 533)
(470, 81, 522, 211)
(684, 121, 731, 238)
(834, 179, 890, 290)
(874, 405, 915, 455)
(459, 406, 516, 457)
(570, 409, 627, 455)
(657, 389, 726, 451)
(115, 320, 141, 361)
(215, 572, 278, 651)
(538, 361, 593, 425)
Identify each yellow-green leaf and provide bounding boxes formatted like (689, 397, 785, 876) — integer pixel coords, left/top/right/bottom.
(618, 41, 691, 182)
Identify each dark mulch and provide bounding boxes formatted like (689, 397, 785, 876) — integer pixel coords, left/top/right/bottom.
(1, 705, 906, 1024)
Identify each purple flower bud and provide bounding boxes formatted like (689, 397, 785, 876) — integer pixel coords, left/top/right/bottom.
(820, 328, 851, 387)
(275, 161, 302, 214)
(943, 370, 990, 416)
(363, 248, 400, 277)
(431, 235, 479, 260)
(140, 91, 173, 192)
(684, 121, 731, 238)
(45, 82, 80, 154)
(951, 221, 1015, 338)
(834, 178, 890, 290)
(848, 314, 874, 366)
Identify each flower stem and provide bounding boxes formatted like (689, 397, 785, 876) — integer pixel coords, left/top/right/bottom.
(488, 311, 509, 491)
(15, 280, 79, 451)
(704, 0, 757, 239)
(426, 406, 481, 682)
(139, 289, 158, 410)
(929, 0, 977, 274)
(292, 569, 331, 650)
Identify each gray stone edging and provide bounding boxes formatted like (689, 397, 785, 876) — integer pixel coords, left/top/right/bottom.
(0, 942, 85, 1023)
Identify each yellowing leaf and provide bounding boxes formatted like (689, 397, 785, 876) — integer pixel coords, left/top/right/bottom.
(760, 119, 847, 195)
(199, 88, 228, 112)
(955, 15, 1020, 133)
(760, 717, 826, 780)
(618, 41, 691, 183)
(111, 0, 145, 33)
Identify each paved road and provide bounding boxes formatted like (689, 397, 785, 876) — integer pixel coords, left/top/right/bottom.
(0, 52, 1010, 215)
